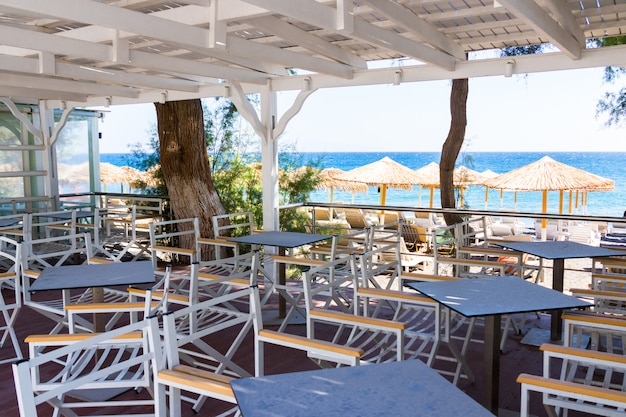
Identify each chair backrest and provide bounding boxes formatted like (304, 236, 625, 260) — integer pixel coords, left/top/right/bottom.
(400, 223, 428, 251)
(568, 225, 598, 246)
(311, 207, 331, 223)
(356, 235, 403, 292)
(21, 232, 90, 273)
(344, 208, 369, 229)
(29, 210, 77, 240)
(13, 315, 162, 417)
(0, 236, 23, 364)
(301, 255, 358, 322)
(149, 217, 199, 268)
(212, 211, 255, 239)
(161, 285, 254, 377)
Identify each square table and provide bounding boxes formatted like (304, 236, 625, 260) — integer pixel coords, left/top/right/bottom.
(230, 231, 330, 318)
(231, 359, 495, 417)
(408, 275, 591, 414)
(29, 261, 155, 292)
(30, 261, 155, 332)
(494, 240, 620, 339)
(0, 217, 21, 228)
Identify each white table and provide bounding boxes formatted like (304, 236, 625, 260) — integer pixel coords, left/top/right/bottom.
(408, 275, 591, 414)
(231, 359, 495, 417)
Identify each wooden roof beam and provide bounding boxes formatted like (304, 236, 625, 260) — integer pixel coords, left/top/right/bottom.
(241, 0, 456, 70)
(496, 0, 583, 59)
(0, 0, 284, 76)
(246, 15, 367, 69)
(0, 54, 200, 93)
(0, 25, 270, 84)
(0, 73, 137, 98)
(0, 87, 87, 102)
(358, 0, 466, 60)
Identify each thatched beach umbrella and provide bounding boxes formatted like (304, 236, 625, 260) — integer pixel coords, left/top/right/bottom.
(415, 162, 440, 208)
(483, 156, 614, 239)
(454, 166, 484, 207)
(414, 162, 483, 208)
(317, 168, 368, 203)
(480, 169, 500, 208)
(58, 162, 131, 190)
(337, 156, 424, 207)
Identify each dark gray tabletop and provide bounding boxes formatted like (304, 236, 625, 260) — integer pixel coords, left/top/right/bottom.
(229, 231, 330, 248)
(495, 240, 621, 260)
(0, 218, 21, 227)
(231, 359, 494, 417)
(408, 276, 591, 317)
(29, 261, 155, 292)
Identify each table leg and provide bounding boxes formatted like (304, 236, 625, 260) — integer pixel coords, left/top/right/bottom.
(483, 314, 501, 415)
(278, 246, 286, 318)
(92, 287, 105, 333)
(551, 258, 565, 341)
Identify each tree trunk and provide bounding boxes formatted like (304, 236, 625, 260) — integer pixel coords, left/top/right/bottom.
(440, 78, 469, 226)
(155, 99, 225, 260)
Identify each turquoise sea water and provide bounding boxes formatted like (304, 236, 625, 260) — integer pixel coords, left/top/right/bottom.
(100, 152, 626, 218)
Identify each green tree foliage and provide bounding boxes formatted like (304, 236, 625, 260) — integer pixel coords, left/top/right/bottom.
(593, 36, 626, 127)
(501, 45, 545, 56)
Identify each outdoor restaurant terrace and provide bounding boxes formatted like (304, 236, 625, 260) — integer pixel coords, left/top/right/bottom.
(3, 1, 626, 417)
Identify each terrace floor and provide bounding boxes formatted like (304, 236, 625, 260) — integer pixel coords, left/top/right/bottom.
(0, 275, 589, 417)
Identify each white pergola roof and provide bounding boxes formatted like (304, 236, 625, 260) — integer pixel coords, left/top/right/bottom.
(1, 0, 626, 107)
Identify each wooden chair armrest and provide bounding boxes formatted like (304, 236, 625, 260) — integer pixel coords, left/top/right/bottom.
(401, 272, 460, 282)
(271, 255, 326, 267)
(258, 329, 363, 357)
(25, 332, 142, 344)
(64, 302, 158, 312)
(158, 368, 234, 398)
(540, 343, 626, 366)
(310, 308, 406, 330)
(562, 311, 626, 327)
(197, 237, 238, 248)
(517, 373, 626, 403)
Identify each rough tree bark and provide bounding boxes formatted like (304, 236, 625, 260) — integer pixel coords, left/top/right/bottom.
(155, 99, 225, 260)
(440, 78, 469, 226)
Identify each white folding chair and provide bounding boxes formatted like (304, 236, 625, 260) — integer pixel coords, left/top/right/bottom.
(103, 204, 152, 261)
(149, 217, 198, 270)
(13, 314, 162, 417)
(302, 253, 405, 365)
(0, 236, 22, 364)
(156, 284, 255, 415)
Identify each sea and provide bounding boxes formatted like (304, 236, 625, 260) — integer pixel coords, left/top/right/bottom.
(100, 151, 626, 219)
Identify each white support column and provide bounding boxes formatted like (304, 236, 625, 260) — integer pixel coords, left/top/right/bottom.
(38, 100, 59, 210)
(260, 83, 279, 232)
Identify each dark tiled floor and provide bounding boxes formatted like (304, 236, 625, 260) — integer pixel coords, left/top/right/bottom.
(0, 287, 561, 417)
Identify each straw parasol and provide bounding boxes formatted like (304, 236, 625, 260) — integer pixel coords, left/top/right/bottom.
(454, 166, 485, 207)
(317, 168, 368, 202)
(337, 156, 424, 206)
(479, 169, 500, 208)
(483, 156, 614, 238)
(414, 162, 484, 207)
(414, 162, 440, 208)
(58, 162, 145, 191)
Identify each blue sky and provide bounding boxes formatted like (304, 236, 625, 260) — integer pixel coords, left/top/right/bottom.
(96, 66, 626, 154)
